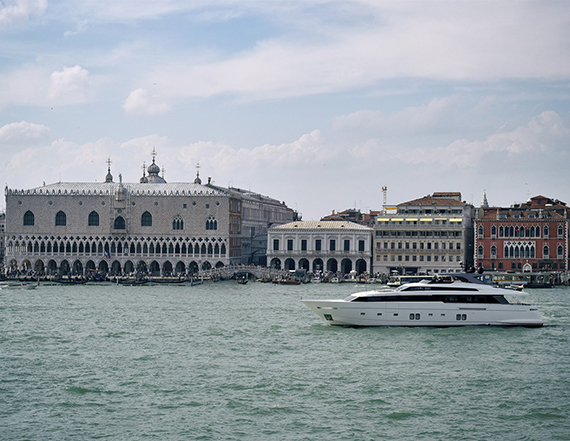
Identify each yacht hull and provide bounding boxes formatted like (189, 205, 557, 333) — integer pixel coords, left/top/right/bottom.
(301, 299, 546, 327)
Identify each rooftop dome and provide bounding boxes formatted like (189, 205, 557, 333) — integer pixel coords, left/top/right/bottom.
(145, 148, 166, 183)
(148, 161, 161, 175)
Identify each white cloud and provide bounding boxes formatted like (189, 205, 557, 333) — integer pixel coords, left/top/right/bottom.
(333, 95, 463, 132)
(48, 65, 90, 102)
(64, 19, 88, 38)
(124, 2, 570, 102)
(5, 137, 121, 187)
(0, 65, 92, 108)
(398, 111, 570, 168)
(123, 88, 170, 115)
(0, 0, 47, 25)
(0, 66, 48, 108)
(0, 121, 50, 145)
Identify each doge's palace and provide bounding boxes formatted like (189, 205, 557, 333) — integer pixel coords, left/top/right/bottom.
(4, 151, 295, 276)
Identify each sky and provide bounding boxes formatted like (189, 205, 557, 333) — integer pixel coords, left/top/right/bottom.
(1, 0, 570, 220)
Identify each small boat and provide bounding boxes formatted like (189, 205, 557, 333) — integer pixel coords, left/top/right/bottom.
(237, 276, 248, 284)
(147, 277, 189, 285)
(116, 278, 149, 286)
(53, 277, 88, 285)
(301, 274, 547, 327)
(0, 282, 38, 290)
(273, 278, 302, 285)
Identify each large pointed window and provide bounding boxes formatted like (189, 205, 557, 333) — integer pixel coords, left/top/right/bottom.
(141, 211, 152, 227)
(23, 210, 35, 226)
(55, 211, 67, 226)
(88, 211, 99, 226)
(114, 216, 126, 230)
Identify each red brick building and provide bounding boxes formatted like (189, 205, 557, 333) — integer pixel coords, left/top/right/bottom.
(474, 195, 569, 272)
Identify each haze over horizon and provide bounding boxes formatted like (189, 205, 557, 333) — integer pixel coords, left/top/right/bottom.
(1, 1, 570, 219)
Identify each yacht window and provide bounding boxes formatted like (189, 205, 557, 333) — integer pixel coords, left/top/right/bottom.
(399, 285, 478, 292)
(493, 296, 510, 305)
(351, 295, 441, 302)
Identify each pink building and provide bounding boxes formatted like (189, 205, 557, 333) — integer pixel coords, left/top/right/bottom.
(474, 196, 568, 272)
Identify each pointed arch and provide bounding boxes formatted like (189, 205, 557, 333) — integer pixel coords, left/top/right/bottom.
(55, 211, 67, 226)
(23, 210, 35, 226)
(88, 211, 99, 226)
(141, 211, 152, 227)
(114, 216, 126, 230)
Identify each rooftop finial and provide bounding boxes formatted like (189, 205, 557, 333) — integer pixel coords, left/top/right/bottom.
(105, 155, 113, 182)
(139, 161, 149, 183)
(151, 147, 157, 163)
(194, 161, 202, 184)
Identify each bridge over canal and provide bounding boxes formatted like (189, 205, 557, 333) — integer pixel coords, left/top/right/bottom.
(200, 265, 290, 281)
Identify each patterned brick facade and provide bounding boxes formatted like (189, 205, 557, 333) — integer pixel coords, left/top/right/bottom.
(474, 196, 569, 272)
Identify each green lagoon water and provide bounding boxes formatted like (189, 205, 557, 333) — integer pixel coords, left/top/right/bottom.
(1, 281, 569, 440)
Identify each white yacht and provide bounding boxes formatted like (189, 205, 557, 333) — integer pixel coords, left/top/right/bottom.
(301, 275, 547, 327)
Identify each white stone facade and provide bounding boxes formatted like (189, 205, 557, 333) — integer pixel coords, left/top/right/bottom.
(4, 162, 295, 276)
(373, 193, 474, 275)
(267, 221, 373, 274)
